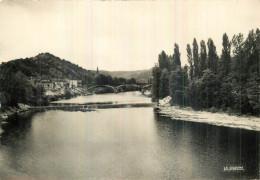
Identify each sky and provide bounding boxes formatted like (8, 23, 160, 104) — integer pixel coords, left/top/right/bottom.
(0, 0, 259, 71)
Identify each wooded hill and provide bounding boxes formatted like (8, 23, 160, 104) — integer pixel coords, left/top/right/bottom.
(0, 52, 95, 84)
(0, 53, 96, 107)
(0, 53, 143, 107)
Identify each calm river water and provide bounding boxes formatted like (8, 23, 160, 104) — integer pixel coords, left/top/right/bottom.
(0, 92, 259, 179)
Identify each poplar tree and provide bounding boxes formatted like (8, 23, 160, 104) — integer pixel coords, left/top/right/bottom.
(158, 51, 170, 71)
(160, 68, 169, 98)
(169, 43, 183, 106)
(220, 33, 231, 77)
(199, 40, 207, 76)
(172, 43, 181, 71)
(186, 44, 193, 80)
(192, 38, 199, 78)
(152, 65, 160, 102)
(207, 38, 218, 74)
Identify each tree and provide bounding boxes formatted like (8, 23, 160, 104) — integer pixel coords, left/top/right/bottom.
(193, 38, 199, 78)
(189, 78, 200, 109)
(244, 30, 259, 78)
(0, 91, 8, 109)
(118, 77, 127, 85)
(169, 66, 183, 106)
(152, 65, 160, 102)
(246, 72, 260, 115)
(171, 43, 181, 71)
(158, 51, 170, 71)
(106, 75, 114, 86)
(207, 38, 219, 74)
(0, 71, 31, 106)
(200, 69, 219, 109)
(220, 73, 234, 110)
(186, 44, 193, 80)
(65, 89, 72, 99)
(231, 33, 246, 113)
(220, 33, 231, 77)
(231, 78, 251, 115)
(199, 40, 207, 76)
(232, 33, 244, 80)
(94, 75, 101, 85)
(160, 68, 169, 98)
(183, 65, 190, 106)
(151, 28, 259, 116)
(127, 78, 136, 84)
(113, 77, 119, 86)
(32, 84, 47, 106)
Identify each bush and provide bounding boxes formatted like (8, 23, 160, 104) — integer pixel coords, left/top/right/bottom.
(210, 107, 218, 113)
(65, 90, 72, 99)
(226, 107, 233, 115)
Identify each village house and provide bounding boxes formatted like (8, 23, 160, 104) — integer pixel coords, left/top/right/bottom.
(39, 79, 82, 90)
(53, 79, 67, 90)
(41, 80, 55, 90)
(67, 80, 82, 88)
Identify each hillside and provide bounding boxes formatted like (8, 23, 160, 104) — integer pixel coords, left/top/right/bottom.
(100, 69, 152, 83)
(0, 53, 98, 106)
(0, 53, 152, 84)
(0, 53, 152, 107)
(0, 53, 94, 84)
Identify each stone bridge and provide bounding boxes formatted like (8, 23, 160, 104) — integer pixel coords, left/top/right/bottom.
(141, 84, 152, 94)
(86, 84, 152, 94)
(87, 85, 116, 94)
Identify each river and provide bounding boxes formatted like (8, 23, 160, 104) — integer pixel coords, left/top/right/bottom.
(0, 92, 259, 179)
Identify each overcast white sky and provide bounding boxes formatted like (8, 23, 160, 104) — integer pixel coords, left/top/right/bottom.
(0, 0, 259, 71)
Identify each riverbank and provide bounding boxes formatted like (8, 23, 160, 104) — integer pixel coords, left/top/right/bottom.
(0, 104, 30, 120)
(159, 96, 260, 131)
(0, 91, 78, 121)
(0, 104, 33, 135)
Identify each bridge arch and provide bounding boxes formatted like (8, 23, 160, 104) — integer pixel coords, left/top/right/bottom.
(115, 84, 141, 92)
(87, 85, 116, 94)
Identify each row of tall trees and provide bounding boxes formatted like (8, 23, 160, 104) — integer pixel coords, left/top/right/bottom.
(152, 28, 259, 115)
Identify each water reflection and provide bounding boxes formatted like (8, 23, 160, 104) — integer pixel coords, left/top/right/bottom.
(154, 111, 260, 179)
(0, 106, 259, 179)
(52, 91, 151, 105)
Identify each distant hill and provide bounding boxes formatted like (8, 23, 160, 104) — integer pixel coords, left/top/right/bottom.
(100, 69, 152, 83)
(0, 53, 152, 84)
(0, 52, 94, 83)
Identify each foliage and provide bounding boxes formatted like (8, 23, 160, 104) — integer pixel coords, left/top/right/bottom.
(160, 68, 169, 99)
(192, 38, 199, 78)
(172, 43, 181, 71)
(187, 44, 193, 80)
(0, 52, 138, 108)
(65, 90, 72, 99)
(207, 38, 219, 74)
(0, 70, 47, 106)
(158, 51, 170, 71)
(246, 72, 260, 114)
(199, 69, 219, 108)
(199, 40, 207, 76)
(220, 33, 231, 77)
(152, 28, 260, 116)
(169, 66, 184, 106)
(152, 65, 160, 102)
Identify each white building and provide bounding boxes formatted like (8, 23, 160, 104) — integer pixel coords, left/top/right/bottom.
(66, 80, 82, 88)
